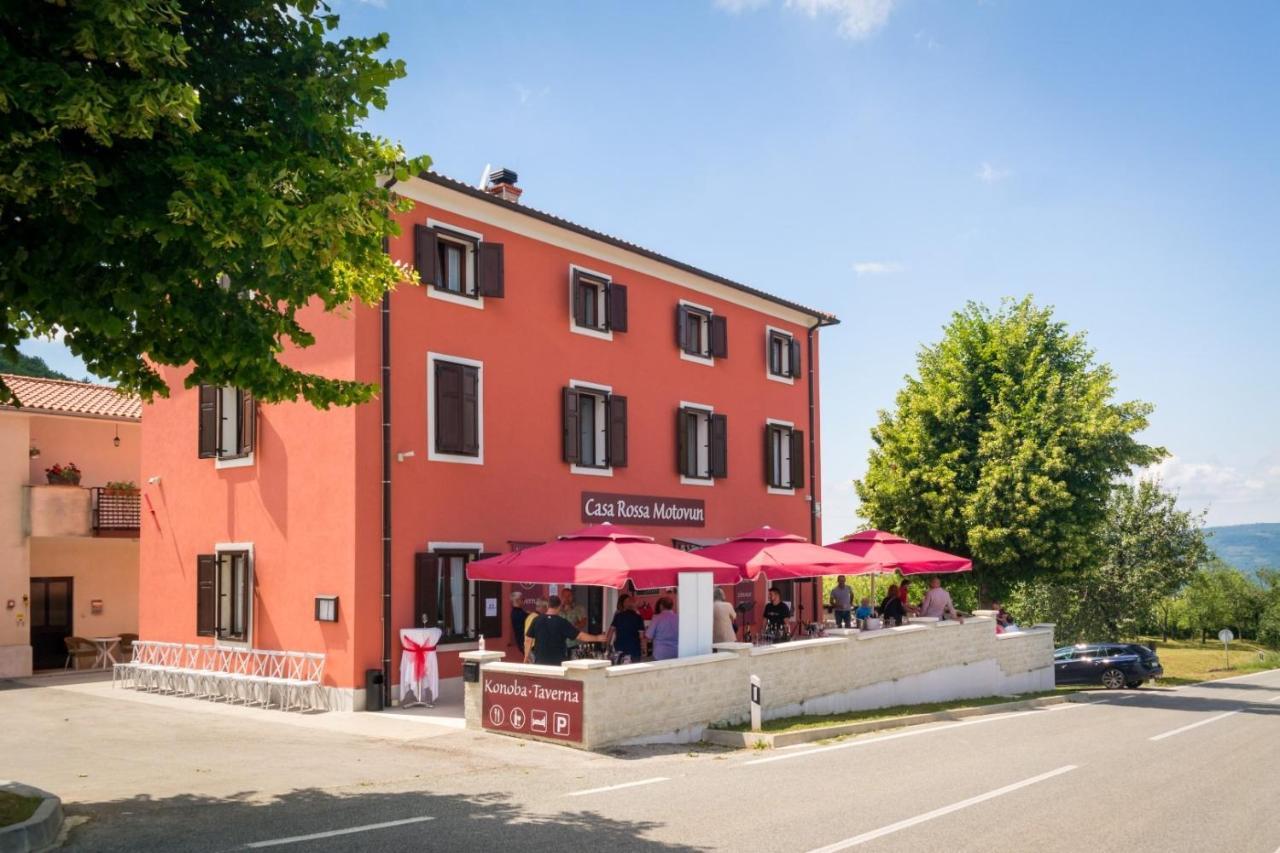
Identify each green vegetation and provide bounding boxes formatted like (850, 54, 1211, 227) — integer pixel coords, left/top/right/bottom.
(1, 0, 428, 409)
(855, 297, 1164, 599)
(0, 351, 70, 381)
(0, 791, 41, 828)
(1145, 638, 1280, 686)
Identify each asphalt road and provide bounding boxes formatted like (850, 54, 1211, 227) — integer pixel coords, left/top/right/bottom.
(5, 669, 1279, 852)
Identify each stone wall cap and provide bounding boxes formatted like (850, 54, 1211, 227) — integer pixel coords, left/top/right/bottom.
(563, 659, 611, 670)
(484, 661, 564, 676)
(749, 636, 847, 656)
(855, 624, 930, 640)
(712, 642, 753, 651)
(605, 652, 732, 676)
(459, 651, 505, 663)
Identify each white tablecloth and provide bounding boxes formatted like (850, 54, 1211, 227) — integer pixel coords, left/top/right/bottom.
(399, 627, 442, 706)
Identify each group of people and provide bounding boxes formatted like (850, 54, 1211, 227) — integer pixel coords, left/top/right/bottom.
(828, 576, 964, 629)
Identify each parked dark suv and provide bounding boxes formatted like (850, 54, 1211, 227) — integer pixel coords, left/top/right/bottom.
(1054, 643, 1163, 689)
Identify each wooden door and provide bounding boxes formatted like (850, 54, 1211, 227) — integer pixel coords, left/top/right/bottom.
(30, 577, 73, 670)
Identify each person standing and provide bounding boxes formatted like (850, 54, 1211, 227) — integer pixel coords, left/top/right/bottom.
(762, 587, 791, 637)
(606, 594, 646, 663)
(508, 591, 526, 651)
(712, 587, 737, 644)
(829, 576, 854, 628)
(645, 597, 680, 660)
(918, 578, 964, 622)
(558, 586, 587, 652)
(880, 584, 907, 627)
(524, 595, 605, 666)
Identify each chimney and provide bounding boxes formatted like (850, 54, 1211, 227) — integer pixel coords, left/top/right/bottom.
(485, 167, 522, 203)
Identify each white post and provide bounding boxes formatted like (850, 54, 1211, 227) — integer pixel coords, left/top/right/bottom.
(677, 572, 713, 658)
(750, 674, 762, 732)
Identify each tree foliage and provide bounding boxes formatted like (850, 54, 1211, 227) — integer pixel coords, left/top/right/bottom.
(855, 297, 1165, 595)
(1, 0, 427, 408)
(1007, 480, 1207, 641)
(0, 349, 70, 380)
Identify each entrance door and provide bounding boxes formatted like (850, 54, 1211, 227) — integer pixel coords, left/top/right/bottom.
(30, 577, 74, 670)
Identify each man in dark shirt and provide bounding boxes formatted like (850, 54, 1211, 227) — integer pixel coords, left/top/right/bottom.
(509, 591, 527, 651)
(762, 586, 791, 636)
(606, 593, 646, 663)
(524, 595, 606, 666)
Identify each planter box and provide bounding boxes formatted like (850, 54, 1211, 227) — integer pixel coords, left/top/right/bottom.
(23, 484, 92, 537)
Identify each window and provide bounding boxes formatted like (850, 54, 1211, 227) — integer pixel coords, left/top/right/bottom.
(413, 550, 503, 644)
(563, 384, 627, 471)
(413, 223, 504, 303)
(570, 268, 628, 336)
(765, 421, 804, 491)
(677, 405, 727, 482)
(767, 328, 802, 380)
(196, 549, 251, 642)
(677, 303, 727, 361)
(198, 385, 255, 463)
(429, 354, 482, 463)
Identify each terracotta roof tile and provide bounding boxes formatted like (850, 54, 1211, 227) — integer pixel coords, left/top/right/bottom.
(0, 374, 141, 420)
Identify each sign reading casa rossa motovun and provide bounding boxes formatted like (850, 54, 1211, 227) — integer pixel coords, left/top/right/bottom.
(581, 491, 706, 528)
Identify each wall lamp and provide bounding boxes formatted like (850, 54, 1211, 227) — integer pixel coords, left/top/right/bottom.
(396, 450, 416, 463)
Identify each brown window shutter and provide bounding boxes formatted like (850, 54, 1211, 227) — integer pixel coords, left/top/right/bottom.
(676, 305, 690, 351)
(608, 283, 628, 332)
(789, 337, 802, 378)
(607, 394, 628, 467)
(676, 407, 689, 476)
(571, 271, 585, 327)
(476, 242, 504, 297)
(196, 554, 217, 636)
(764, 424, 777, 487)
(434, 361, 462, 454)
(237, 389, 255, 457)
(460, 365, 479, 455)
(413, 553, 440, 628)
(710, 413, 728, 478)
(710, 315, 729, 358)
(562, 387, 581, 463)
(790, 428, 805, 489)
(414, 225, 438, 285)
(198, 385, 219, 458)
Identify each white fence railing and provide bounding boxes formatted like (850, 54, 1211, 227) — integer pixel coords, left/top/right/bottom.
(113, 641, 326, 712)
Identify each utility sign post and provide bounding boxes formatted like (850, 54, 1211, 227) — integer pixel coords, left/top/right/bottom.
(1218, 628, 1234, 670)
(750, 675, 762, 733)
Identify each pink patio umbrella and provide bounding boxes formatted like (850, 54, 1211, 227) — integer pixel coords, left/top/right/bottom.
(693, 525, 880, 582)
(466, 523, 740, 589)
(826, 529, 972, 575)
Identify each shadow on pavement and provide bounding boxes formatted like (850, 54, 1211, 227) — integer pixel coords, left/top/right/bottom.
(63, 786, 706, 853)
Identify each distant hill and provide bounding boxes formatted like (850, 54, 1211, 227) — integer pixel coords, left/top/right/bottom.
(0, 351, 71, 381)
(1206, 523, 1280, 577)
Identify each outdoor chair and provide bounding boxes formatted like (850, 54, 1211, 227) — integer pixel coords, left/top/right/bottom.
(63, 636, 97, 670)
(117, 633, 138, 661)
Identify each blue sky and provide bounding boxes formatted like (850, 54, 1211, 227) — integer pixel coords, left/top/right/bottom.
(23, 0, 1280, 527)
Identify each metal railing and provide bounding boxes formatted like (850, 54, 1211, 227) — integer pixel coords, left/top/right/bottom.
(92, 487, 140, 533)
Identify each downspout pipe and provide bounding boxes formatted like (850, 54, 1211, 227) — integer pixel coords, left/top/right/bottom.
(379, 178, 397, 710)
(807, 316, 837, 622)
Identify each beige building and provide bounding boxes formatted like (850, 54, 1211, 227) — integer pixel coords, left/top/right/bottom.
(0, 374, 141, 676)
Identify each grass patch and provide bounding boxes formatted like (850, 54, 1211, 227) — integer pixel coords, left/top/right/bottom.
(712, 688, 1087, 734)
(0, 791, 42, 828)
(1143, 638, 1280, 686)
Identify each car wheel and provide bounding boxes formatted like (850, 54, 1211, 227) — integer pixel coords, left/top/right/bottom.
(1101, 668, 1126, 689)
(1125, 680, 1143, 689)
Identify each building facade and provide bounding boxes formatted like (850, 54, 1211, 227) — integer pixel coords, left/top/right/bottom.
(138, 171, 837, 708)
(0, 375, 141, 676)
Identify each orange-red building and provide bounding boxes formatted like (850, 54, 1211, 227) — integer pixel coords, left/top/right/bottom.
(138, 170, 837, 709)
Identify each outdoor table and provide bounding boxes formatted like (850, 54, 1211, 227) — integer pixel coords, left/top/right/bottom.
(91, 636, 121, 669)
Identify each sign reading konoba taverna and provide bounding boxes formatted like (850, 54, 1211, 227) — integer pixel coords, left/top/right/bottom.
(581, 491, 705, 528)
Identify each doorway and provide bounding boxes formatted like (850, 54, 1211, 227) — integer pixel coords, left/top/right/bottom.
(30, 577, 74, 670)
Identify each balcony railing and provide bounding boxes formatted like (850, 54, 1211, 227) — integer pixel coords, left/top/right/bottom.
(92, 487, 141, 534)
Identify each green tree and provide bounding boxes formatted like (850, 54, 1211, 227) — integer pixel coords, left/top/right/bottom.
(1183, 560, 1265, 642)
(855, 297, 1165, 597)
(1, 0, 427, 408)
(1006, 481, 1206, 641)
(0, 350, 70, 381)
(1254, 568, 1280, 649)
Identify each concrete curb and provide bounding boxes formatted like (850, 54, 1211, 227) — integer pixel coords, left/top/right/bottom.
(702, 693, 1079, 749)
(0, 781, 63, 853)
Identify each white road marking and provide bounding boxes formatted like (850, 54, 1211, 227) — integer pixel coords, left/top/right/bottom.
(1149, 710, 1241, 742)
(1269, 695, 1280, 703)
(564, 777, 670, 797)
(805, 765, 1079, 852)
(244, 816, 435, 848)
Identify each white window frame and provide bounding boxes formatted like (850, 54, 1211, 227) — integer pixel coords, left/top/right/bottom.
(569, 379, 614, 477)
(679, 299, 715, 366)
(212, 542, 254, 648)
(213, 385, 255, 470)
(766, 418, 796, 495)
(426, 219, 485, 310)
(765, 325, 796, 386)
(679, 400, 715, 487)
(428, 541, 485, 651)
(568, 264, 614, 341)
(427, 352, 484, 465)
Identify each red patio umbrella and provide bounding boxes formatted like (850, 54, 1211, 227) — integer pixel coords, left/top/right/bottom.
(466, 523, 739, 589)
(693, 525, 880, 581)
(826, 529, 972, 575)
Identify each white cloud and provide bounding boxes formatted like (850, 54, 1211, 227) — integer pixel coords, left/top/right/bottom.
(713, 0, 898, 40)
(853, 261, 904, 276)
(1141, 455, 1280, 525)
(977, 162, 1013, 183)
